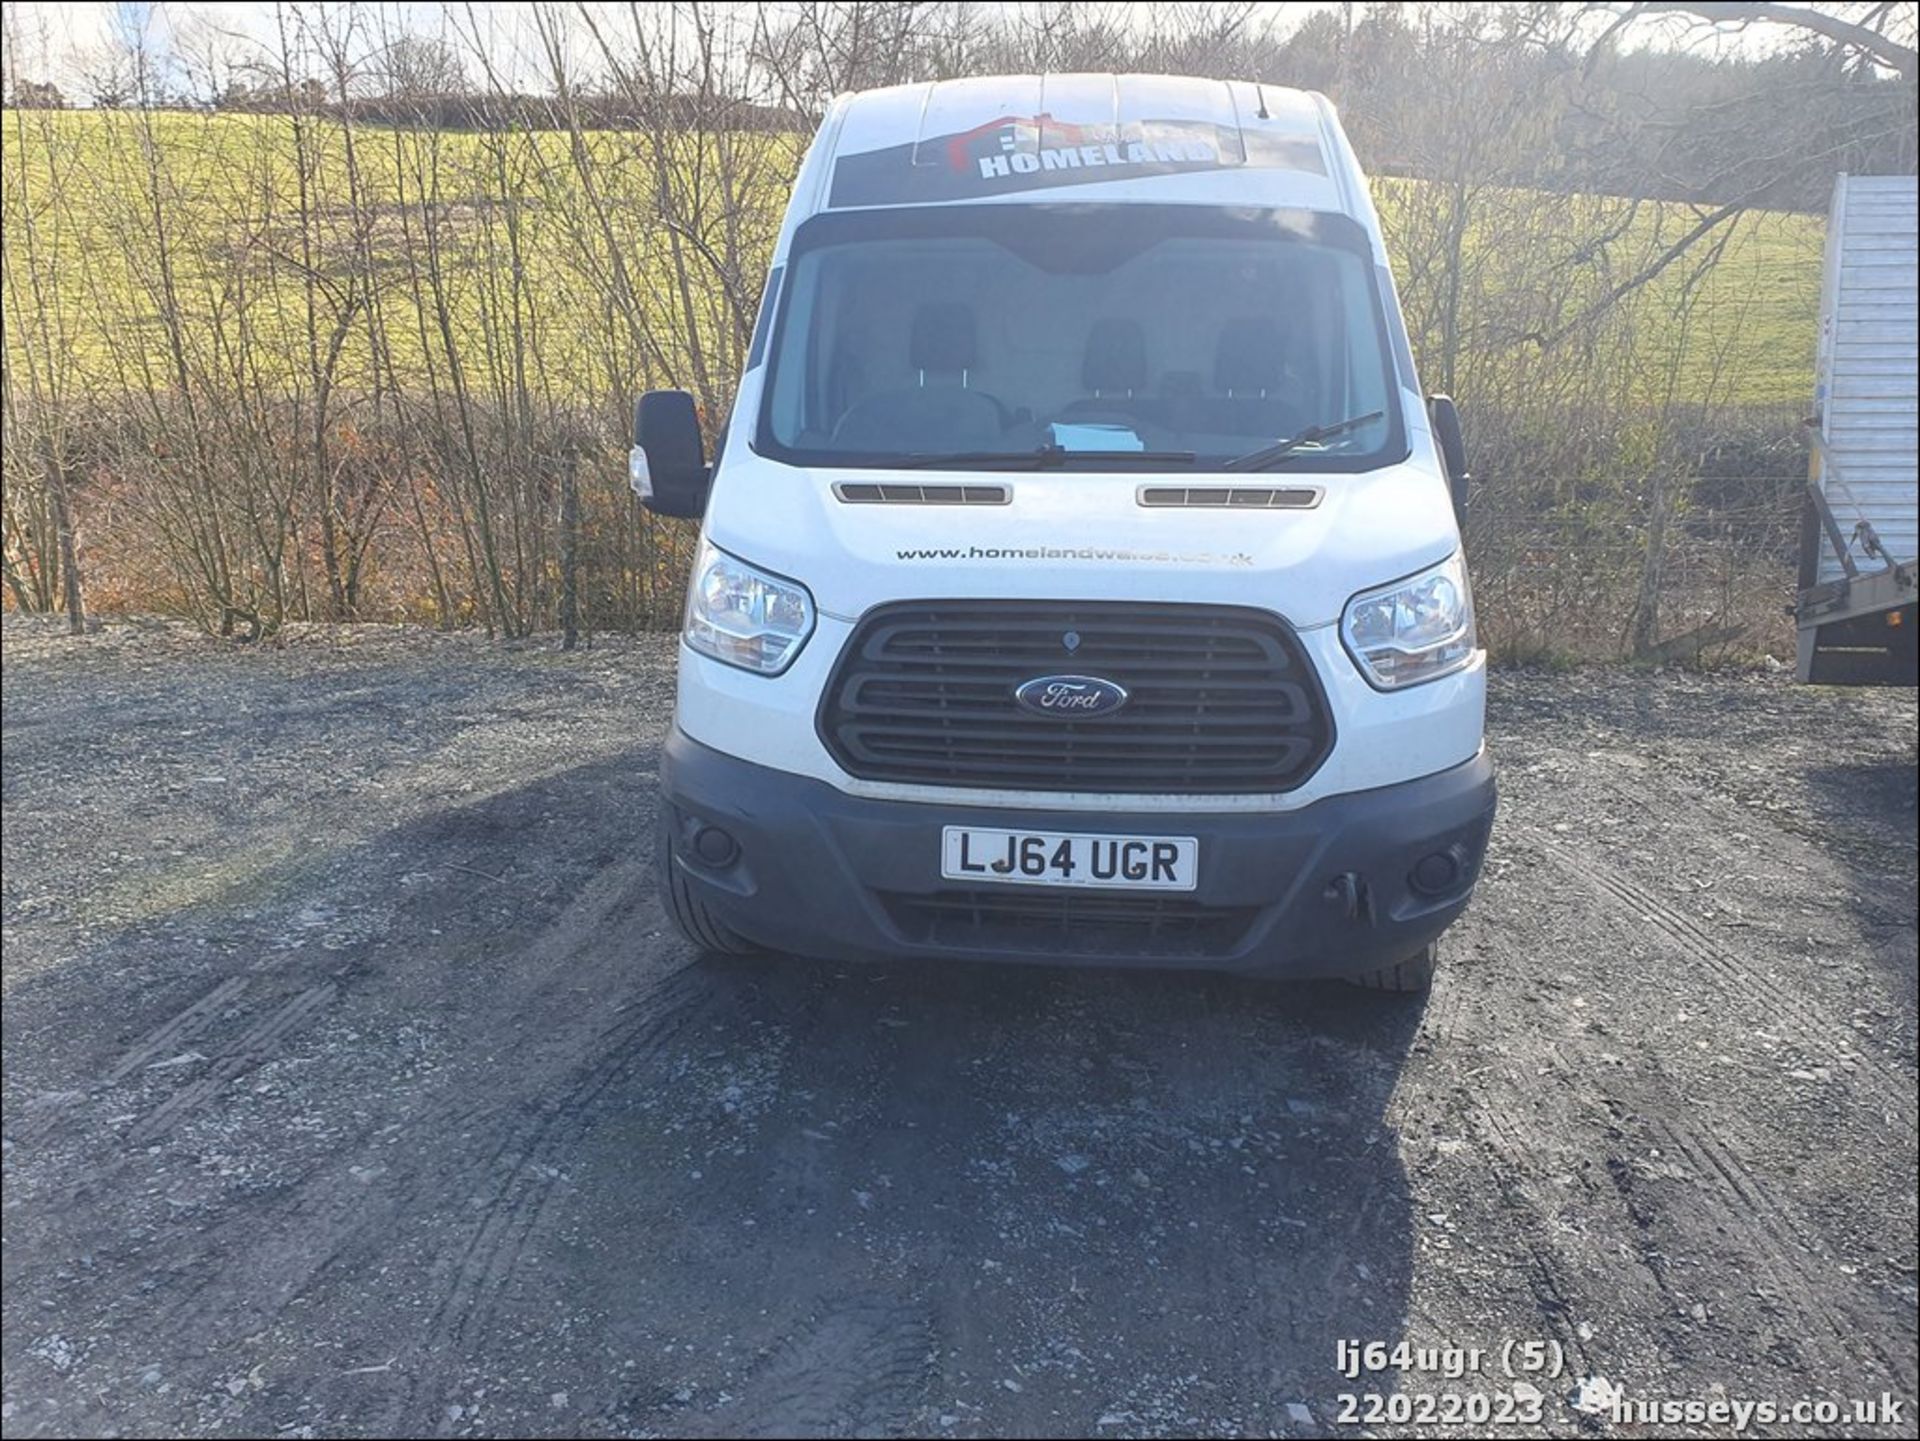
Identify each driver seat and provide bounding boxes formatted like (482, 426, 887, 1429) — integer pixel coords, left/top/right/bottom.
(1197, 316, 1307, 439)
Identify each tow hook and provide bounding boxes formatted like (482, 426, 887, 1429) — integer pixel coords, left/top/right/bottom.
(1325, 871, 1375, 925)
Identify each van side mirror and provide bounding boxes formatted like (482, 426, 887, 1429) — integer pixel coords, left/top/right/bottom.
(1426, 394, 1470, 522)
(631, 390, 710, 518)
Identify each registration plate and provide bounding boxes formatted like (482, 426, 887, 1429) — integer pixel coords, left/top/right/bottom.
(940, 827, 1198, 891)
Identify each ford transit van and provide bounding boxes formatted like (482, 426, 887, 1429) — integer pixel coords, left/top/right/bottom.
(632, 74, 1496, 991)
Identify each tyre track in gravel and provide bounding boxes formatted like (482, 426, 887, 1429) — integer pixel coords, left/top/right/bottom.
(1640, 1117, 1883, 1378)
(103, 977, 251, 1085)
(1600, 1095, 1876, 1384)
(1439, 916, 1910, 1404)
(1434, 772, 1914, 1408)
(406, 964, 724, 1437)
(9, 978, 260, 1145)
(82, 847, 679, 1395)
(1369, 818, 1632, 1403)
(1543, 846, 1916, 1132)
(126, 983, 340, 1144)
(1466, 1101, 1606, 1362)
(1508, 780, 1913, 1397)
(322, 841, 720, 1433)
(1416, 802, 1626, 1376)
(682, 1296, 937, 1440)
(1584, 762, 1915, 1121)
(9, 966, 377, 1364)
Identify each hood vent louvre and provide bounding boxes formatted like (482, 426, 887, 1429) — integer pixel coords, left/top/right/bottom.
(835, 482, 1011, 506)
(1138, 485, 1322, 509)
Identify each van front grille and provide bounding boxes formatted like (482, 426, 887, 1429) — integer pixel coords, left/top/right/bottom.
(818, 600, 1332, 793)
(879, 887, 1256, 957)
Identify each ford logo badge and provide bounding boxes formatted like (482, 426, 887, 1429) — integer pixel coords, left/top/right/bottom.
(1013, 674, 1129, 718)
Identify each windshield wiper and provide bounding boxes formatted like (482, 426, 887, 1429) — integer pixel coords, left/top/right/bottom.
(898, 443, 1197, 470)
(1222, 411, 1384, 472)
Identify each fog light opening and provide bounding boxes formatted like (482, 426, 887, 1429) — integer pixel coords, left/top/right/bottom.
(1409, 848, 1462, 897)
(691, 824, 741, 868)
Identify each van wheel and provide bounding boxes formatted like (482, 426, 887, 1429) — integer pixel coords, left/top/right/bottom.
(1348, 939, 1438, 993)
(657, 815, 758, 956)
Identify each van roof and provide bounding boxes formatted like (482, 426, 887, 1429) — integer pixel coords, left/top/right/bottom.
(810, 73, 1356, 217)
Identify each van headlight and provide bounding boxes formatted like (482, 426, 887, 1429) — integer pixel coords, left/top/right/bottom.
(1340, 553, 1477, 689)
(683, 538, 815, 675)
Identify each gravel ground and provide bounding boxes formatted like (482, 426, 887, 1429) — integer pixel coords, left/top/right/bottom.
(2, 614, 1915, 1439)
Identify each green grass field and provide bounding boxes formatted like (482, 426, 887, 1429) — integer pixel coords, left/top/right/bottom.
(3, 108, 1824, 412)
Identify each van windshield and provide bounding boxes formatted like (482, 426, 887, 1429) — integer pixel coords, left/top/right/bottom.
(756, 204, 1406, 472)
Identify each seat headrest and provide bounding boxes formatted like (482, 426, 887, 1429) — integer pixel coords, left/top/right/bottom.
(1082, 317, 1147, 394)
(1214, 316, 1285, 395)
(910, 302, 978, 374)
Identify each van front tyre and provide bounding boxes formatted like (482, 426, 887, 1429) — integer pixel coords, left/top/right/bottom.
(657, 817, 758, 956)
(1347, 939, 1438, 993)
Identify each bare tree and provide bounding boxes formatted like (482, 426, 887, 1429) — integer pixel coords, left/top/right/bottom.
(1592, 3, 1916, 82)
(376, 31, 470, 101)
(1551, 0, 1917, 342)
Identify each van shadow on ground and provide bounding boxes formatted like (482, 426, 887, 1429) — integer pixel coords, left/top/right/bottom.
(553, 951, 1425, 1438)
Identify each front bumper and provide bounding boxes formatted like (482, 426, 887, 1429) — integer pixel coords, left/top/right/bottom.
(659, 730, 1496, 978)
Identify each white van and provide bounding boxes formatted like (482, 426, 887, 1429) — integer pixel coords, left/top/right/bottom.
(633, 74, 1495, 991)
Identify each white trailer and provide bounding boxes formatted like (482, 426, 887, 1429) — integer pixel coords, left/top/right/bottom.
(1796, 173, 1917, 686)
